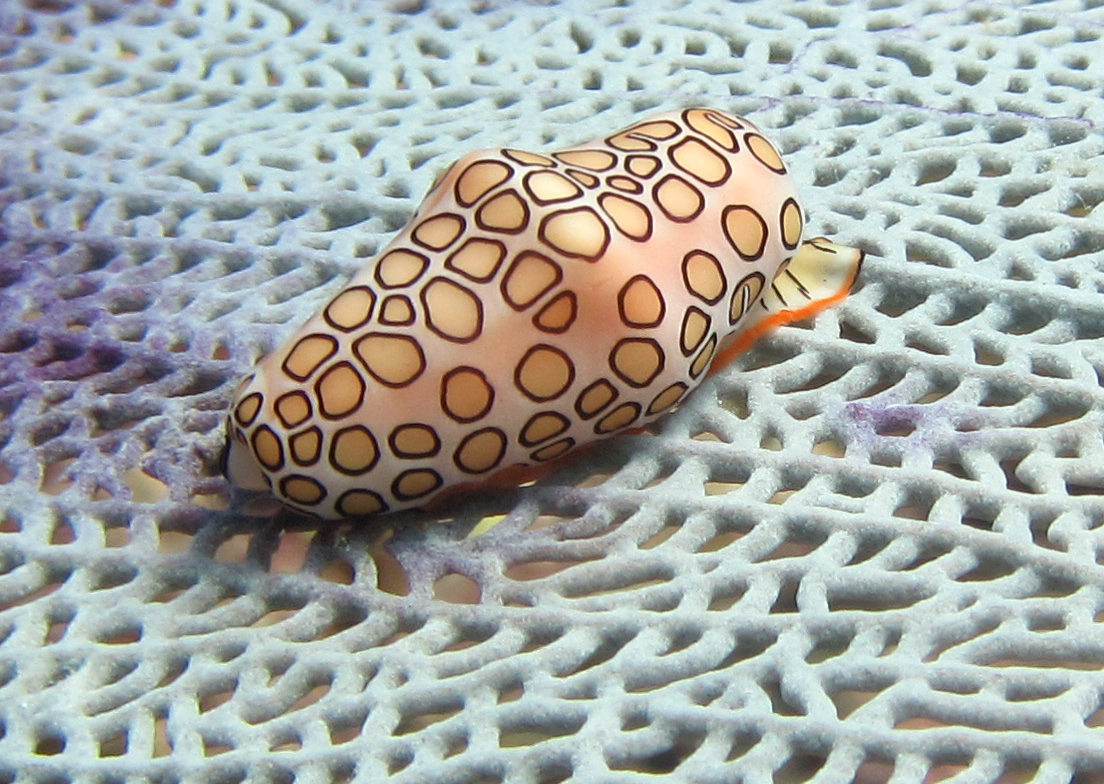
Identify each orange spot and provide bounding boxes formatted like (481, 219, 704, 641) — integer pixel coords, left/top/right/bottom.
(619, 276, 664, 328)
(502, 252, 562, 310)
(283, 335, 337, 381)
(315, 363, 365, 417)
(455, 160, 511, 206)
(454, 428, 507, 474)
(648, 383, 687, 415)
(376, 249, 429, 288)
(390, 424, 440, 458)
(275, 391, 311, 428)
(234, 392, 262, 426)
(380, 295, 414, 325)
(503, 149, 554, 167)
(595, 402, 640, 434)
(446, 238, 506, 282)
(412, 213, 464, 251)
(630, 120, 680, 139)
(476, 189, 529, 233)
(393, 469, 442, 500)
(282, 475, 325, 505)
(524, 170, 582, 205)
(533, 291, 577, 333)
(516, 345, 573, 401)
(520, 412, 569, 446)
(599, 194, 651, 240)
(684, 109, 737, 151)
(531, 438, 575, 461)
(669, 137, 729, 184)
(337, 490, 386, 516)
(330, 425, 379, 474)
(553, 149, 615, 170)
(252, 426, 283, 470)
(575, 379, 616, 418)
(627, 156, 660, 178)
(442, 367, 494, 422)
(289, 428, 322, 465)
(746, 134, 786, 173)
(610, 338, 664, 388)
(325, 287, 376, 331)
(422, 278, 483, 342)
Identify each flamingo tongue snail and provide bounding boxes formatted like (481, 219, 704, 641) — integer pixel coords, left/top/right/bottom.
(222, 108, 864, 519)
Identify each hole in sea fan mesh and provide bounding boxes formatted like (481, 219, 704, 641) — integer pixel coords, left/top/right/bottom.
(4, 0, 1104, 781)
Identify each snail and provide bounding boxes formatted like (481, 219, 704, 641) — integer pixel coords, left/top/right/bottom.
(222, 108, 863, 519)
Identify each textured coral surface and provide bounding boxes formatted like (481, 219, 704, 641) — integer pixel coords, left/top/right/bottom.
(2, 0, 1104, 782)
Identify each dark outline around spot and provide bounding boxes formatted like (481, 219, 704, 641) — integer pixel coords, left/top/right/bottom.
(519, 411, 571, 447)
(288, 426, 323, 467)
(374, 249, 430, 290)
(392, 468, 444, 501)
(279, 474, 327, 506)
(679, 307, 711, 356)
(251, 424, 285, 471)
(502, 148, 554, 167)
(378, 294, 416, 327)
(606, 175, 643, 195)
(411, 212, 466, 252)
(353, 332, 427, 388)
(522, 169, 584, 206)
(721, 204, 769, 261)
(574, 378, 618, 420)
(388, 423, 442, 459)
(440, 365, 495, 424)
(274, 390, 313, 429)
(234, 391, 263, 427)
(454, 159, 513, 207)
(729, 271, 766, 326)
(553, 148, 617, 171)
(745, 133, 787, 174)
(598, 193, 654, 242)
(704, 109, 745, 130)
(609, 337, 665, 388)
(595, 401, 641, 434)
(323, 285, 377, 332)
(336, 489, 389, 517)
(780, 197, 802, 250)
(532, 290, 578, 334)
(314, 360, 366, 419)
(475, 188, 531, 235)
(445, 237, 507, 283)
(647, 382, 689, 415)
(690, 334, 718, 379)
(652, 174, 704, 223)
(328, 424, 380, 476)
(682, 109, 740, 152)
(282, 333, 338, 382)
(681, 249, 728, 306)
(501, 251, 563, 311)
(564, 168, 600, 188)
(453, 427, 508, 475)
(628, 119, 681, 141)
(420, 277, 484, 343)
(617, 274, 666, 328)
(626, 155, 661, 179)
(514, 343, 576, 402)
(606, 131, 656, 152)
(537, 206, 611, 262)
(667, 136, 732, 186)
(531, 437, 576, 462)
